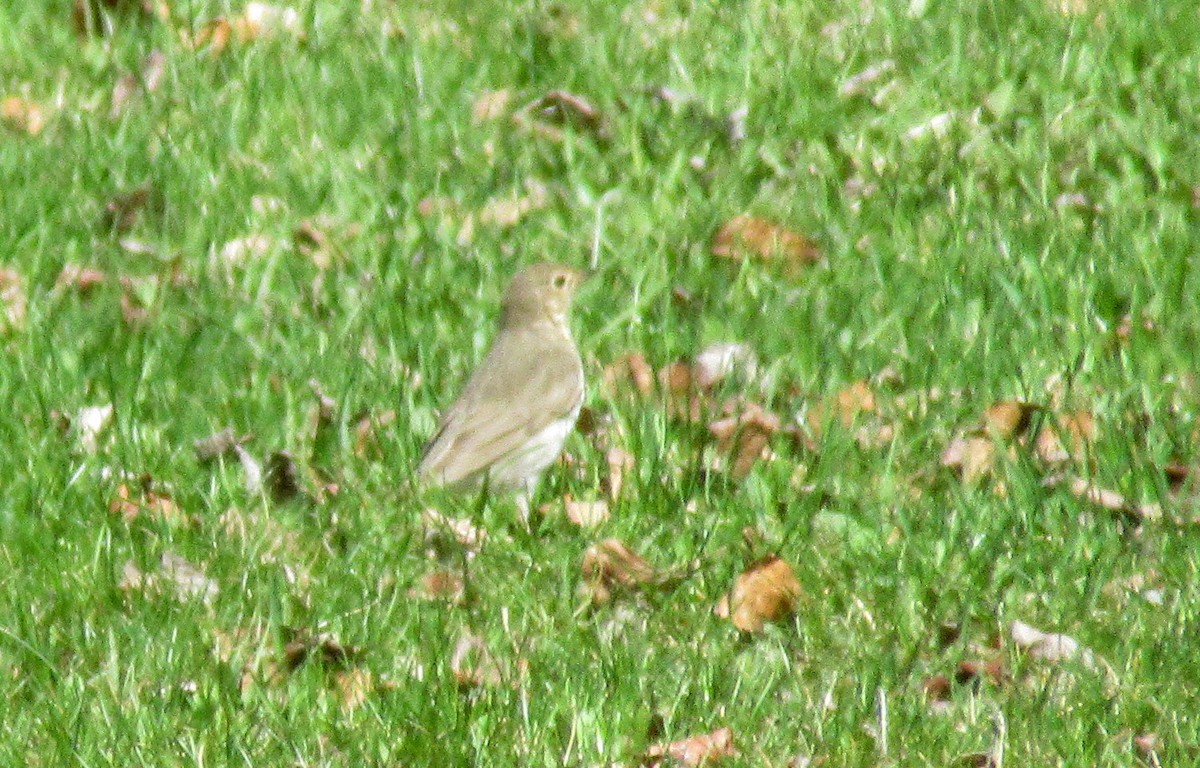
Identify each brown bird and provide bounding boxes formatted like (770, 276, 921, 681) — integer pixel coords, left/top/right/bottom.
(418, 262, 587, 517)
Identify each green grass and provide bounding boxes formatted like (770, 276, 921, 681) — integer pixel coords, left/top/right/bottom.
(2, 0, 1200, 764)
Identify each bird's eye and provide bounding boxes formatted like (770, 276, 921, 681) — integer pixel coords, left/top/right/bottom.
(553, 274, 568, 289)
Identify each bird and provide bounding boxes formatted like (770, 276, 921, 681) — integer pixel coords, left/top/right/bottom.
(417, 262, 587, 518)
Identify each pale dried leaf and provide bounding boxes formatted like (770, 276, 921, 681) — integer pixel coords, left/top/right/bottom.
(409, 568, 465, 604)
(0, 269, 28, 331)
(450, 632, 501, 688)
(74, 403, 114, 454)
(219, 234, 274, 265)
(562, 498, 608, 529)
(602, 352, 656, 398)
(603, 446, 635, 501)
(236, 445, 264, 496)
(422, 508, 486, 550)
(56, 264, 108, 294)
(839, 60, 896, 98)
(1, 96, 46, 135)
(160, 551, 218, 603)
(645, 726, 738, 767)
(694, 342, 757, 389)
(194, 427, 245, 462)
(471, 88, 512, 122)
(333, 667, 373, 711)
(904, 111, 954, 141)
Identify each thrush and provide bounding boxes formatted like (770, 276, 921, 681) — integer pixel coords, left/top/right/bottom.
(418, 262, 587, 516)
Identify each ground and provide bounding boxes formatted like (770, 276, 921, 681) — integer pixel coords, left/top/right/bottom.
(0, 0, 1198, 765)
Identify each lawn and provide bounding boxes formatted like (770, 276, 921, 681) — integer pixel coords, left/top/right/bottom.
(1, 0, 1199, 764)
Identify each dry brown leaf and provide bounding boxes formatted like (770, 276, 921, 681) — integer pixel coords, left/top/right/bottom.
(422, 508, 486, 552)
(602, 352, 656, 398)
(954, 658, 1009, 688)
(644, 726, 738, 767)
(982, 400, 1040, 439)
(160, 551, 218, 602)
(450, 632, 502, 689)
(409, 568, 465, 604)
(711, 214, 821, 274)
(189, 17, 233, 54)
(479, 179, 549, 228)
(194, 427, 248, 462)
(266, 450, 304, 502)
(0, 269, 27, 332)
(102, 186, 153, 230)
(1034, 411, 1097, 464)
(333, 667, 373, 712)
(109, 50, 167, 117)
(940, 435, 996, 484)
(471, 88, 512, 122)
(73, 0, 167, 35)
(603, 446, 636, 501)
(353, 408, 396, 458)
(580, 538, 656, 605)
(514, 90, 611, 143)
(1056, 475, 1162, 525)
(109, 482, 190, 526)
(218, 234, 274, 265)
(709, 403, 781, 480)
(281, 629, 361, 673)
(56, 264, 108, 295)
(236, 2, 303, 40)
(564, 498, 610, 529)
(722, 555, 801, 633)
(122, 552, 217, 603)
(1, 96, 45, 136)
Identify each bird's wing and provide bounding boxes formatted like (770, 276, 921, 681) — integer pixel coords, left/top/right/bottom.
(418, 325, 582, 487)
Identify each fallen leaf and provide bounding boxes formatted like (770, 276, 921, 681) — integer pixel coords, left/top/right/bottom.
(563, 498, 610, 529)
(193, 427, 247, 462)
(602, 446, 636, 501)
(479, 179, 549, 228)
(1, 96, 45, 136)
(580, 538, 657, 605)
(709, 403, 781, 480)
(721, 555, 801, 633)
(409, 568, 465, 604)
(694, 342, 758, 389)
(353, 409, 396, 458)
(982, 401, 1040, 439)
(1049, 475, 1162, 525)
(0, 269, 28, 331)
(940, 435, 996, 484)
(513, 89, 612, 143)
(839, 60, 897, 98)
(1010, 620, 1112, 679)
(954, 658, 1008, 688)
(422, 508, 486, 553)
(160, 551, 218, 603)
(236, 445, 264, 495)
(1034, 411, 1097, 465)
(602, 353, 656, 398)
(450, 632, 502, 688)
(110, 50, 167, 117)
(904, 111, 954, 141)
(56, 264, 108, 295)
(109, 481, 190, 526)
(471, 88, 512, 123)
(189, 18, 233, 55)
(218, 234, 274, 266)
(711, 214, 821, 274)
(236, 1, 303, 40)
(333, 667, 373, 711)
(73, 403, 114, 454)
(644, 726, 738, 767)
